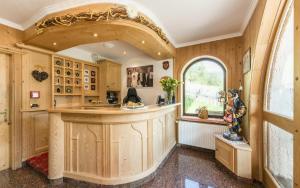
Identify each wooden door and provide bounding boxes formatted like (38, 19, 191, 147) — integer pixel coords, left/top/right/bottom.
(0, 53, 10, 171)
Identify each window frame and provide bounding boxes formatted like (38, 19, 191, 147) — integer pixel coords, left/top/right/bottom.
(262, 0, 296, 187)
(182, 57, 226, 118)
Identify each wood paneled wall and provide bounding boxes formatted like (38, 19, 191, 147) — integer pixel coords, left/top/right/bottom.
(242, 0, 268, 181)
(242, 0, 267, 143)
(22, 111, 49, 160)
(21, 50, 52, 161)
(174, 37, 243, 115)
(0, 24, 23, 47)
(21, 50, 52, 110)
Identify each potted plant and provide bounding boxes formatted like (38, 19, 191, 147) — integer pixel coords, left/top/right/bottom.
(160, 77, 180, 104)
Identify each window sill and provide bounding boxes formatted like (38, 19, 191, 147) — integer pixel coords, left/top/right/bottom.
(180, 116, 227, 126)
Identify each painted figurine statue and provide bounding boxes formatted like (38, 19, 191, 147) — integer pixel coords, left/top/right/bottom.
(222, 89, 247, 141)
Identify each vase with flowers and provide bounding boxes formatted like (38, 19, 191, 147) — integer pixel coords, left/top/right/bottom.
(160, 77, 180, 104)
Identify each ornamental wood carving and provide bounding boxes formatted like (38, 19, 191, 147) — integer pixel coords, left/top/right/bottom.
(35, 6, 169, 44)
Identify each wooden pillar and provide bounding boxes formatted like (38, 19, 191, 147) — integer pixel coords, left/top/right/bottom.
(48, 112, 64, 183)
(294, 0, 300, 187)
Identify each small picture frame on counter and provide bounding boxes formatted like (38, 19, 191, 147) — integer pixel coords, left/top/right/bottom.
(91, 78, 96, 83)
(91, 71, 96, 77)
(91, 85, 96, 90)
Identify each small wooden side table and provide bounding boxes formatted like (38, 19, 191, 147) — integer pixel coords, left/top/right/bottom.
(215, 134, 252, 179)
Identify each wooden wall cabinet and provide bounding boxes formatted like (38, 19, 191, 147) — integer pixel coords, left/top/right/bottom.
(52, 55, 103, 107)
(100, 61, 121, 91)
(99, 61, 121, 103)
(215, 135, 252, 179)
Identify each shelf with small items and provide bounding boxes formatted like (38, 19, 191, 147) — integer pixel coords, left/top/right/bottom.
(52, 55, 102, 107)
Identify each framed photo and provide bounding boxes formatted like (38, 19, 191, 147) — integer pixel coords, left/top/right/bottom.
(84, 85, 89, 90)
(84, 69, 89, 76)
(91, 85, 96, 90)
(84, 76, 89, 83)
(127, 65, 153, 88)
(243, 48, 251, 74)
(91, 71, 96, 77)
(91, 78, 96, 83)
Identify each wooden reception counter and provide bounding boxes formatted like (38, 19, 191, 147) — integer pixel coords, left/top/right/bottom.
(48, 104, 179, 185)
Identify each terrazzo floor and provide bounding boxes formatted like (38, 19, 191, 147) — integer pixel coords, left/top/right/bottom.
(0, 147, 263, 188)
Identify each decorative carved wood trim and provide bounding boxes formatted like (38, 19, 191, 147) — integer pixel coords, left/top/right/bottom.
(35, 6, 169, 44)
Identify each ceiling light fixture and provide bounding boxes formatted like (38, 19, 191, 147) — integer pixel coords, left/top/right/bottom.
(141, 40, 145, 44)
(123, 51, 127, 55)
(53, 42, 57, 46)
(93, 33, 98, 37)
(157, 52, 161, 56)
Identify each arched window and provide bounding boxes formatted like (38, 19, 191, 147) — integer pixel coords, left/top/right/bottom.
(183, 58, 226, 118)
(264, 1, 294, 187)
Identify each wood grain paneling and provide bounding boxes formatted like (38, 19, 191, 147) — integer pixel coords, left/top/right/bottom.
(0, 24, 23, 47)
(99, 61, 121, 104)
(216, 138, 235, 172)
(23, 4, 175, 60)
(0, 53, 10, 171)
(49, 106, 177, 185)
(10, 53, 23, 169)
(294, 0, 300, 187)
(21, 50, 52, 110)
(174, 37, 243, 115)
(22, 111, 49, 160)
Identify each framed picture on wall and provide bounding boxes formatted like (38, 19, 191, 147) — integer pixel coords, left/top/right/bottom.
(126, 65, 153, 88)
(243, 48, 251, 74)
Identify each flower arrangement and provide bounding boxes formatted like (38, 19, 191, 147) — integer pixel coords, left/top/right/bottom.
(160, 77, 180, 104)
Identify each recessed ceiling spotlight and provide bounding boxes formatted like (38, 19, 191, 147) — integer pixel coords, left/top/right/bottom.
(157, 52, 161, 56)
(123, 51, 127, 55)
(141, 40, 145, 44)
(53, 42, 57, 46)
(93, 33, 98, 37)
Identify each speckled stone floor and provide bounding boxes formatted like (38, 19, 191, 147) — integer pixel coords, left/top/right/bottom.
(0, 147, 262, 188)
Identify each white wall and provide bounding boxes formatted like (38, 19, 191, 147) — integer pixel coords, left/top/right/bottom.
(121, 56, 173, 105)
(57, 48, 94, 62)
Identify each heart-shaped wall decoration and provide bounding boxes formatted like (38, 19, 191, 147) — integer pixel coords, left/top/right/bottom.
(32, 70, 49, 82)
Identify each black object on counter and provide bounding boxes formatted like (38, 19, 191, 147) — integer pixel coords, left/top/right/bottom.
(156, 95, 165, 105)
(107, 91, 118, 104)
(123, 87, 141, 104)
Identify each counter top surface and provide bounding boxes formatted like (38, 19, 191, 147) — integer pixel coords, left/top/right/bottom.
(49, 103, 180, 115)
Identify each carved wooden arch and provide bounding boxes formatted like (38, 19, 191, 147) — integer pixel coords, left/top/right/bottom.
(23, 3, 176, 60)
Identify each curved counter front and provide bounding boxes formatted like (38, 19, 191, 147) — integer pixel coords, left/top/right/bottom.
(48, 104, 179, 185)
